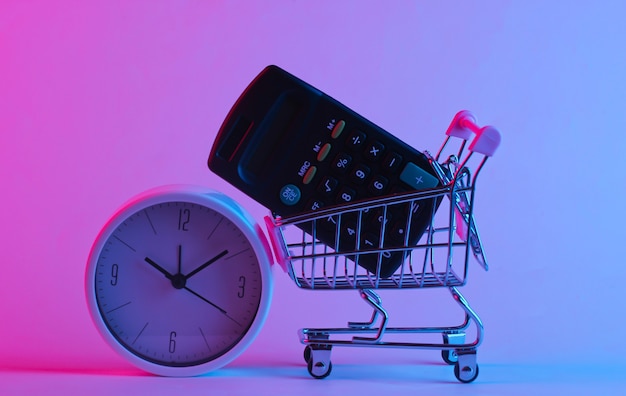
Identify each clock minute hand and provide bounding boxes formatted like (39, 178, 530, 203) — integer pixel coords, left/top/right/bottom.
(185, 249, 229, 279)
(144, 257, 174, 280)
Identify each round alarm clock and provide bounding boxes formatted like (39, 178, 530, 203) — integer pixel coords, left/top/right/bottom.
(85, 185, 273, 376)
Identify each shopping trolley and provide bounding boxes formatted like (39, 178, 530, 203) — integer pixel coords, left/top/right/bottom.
(265, 111, 501, 383)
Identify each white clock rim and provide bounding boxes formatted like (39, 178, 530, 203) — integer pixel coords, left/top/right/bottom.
(85, 185, 274, 377)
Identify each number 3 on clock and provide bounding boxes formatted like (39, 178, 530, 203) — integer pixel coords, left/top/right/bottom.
(238, 276, 246, 298)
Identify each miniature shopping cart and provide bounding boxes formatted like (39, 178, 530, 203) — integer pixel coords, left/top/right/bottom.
(265, 111, 501, 383)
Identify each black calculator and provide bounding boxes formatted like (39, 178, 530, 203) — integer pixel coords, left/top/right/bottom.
(208, 65, 441, 277)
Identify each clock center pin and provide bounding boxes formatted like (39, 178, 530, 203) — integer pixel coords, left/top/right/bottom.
(171, 273, 187, 289)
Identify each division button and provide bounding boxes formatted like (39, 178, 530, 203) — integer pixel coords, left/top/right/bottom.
(346, 130, 366, 150)
(279, 184, 301, 206)
(399, 162, 439, 190)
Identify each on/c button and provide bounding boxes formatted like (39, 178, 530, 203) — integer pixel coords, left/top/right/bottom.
(279, 184, 301, 206)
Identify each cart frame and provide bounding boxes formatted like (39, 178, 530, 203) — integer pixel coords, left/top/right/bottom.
(265, 111, 501, 383)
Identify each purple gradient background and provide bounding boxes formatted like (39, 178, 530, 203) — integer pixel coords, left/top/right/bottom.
(1, 0, 625, 381)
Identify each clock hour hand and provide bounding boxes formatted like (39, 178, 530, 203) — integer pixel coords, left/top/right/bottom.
(185, 249, 229, 279)
(144, 257, 174, 280)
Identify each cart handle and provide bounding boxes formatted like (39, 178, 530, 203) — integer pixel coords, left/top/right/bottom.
(444, 111, 499, 272)
(445, 110, 476, 140)
(468, 125, 501, 157)
(443, 110, 501, 158)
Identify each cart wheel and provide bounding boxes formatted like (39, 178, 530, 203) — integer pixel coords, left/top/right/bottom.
(308, 359, 332, 379)
(305, 346, 333, 379)
(442, 349, 458, 365)
(303, 346, 312, 363)
(454, 362, 479, 383)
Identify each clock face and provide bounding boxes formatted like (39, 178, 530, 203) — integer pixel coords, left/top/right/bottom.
(86, 188, 272, 376)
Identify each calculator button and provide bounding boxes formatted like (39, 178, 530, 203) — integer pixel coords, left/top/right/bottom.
(331, 152, 352, 174)
(316, 143, 332, 162)
(369, 208, 392, 229)
(364, 141, 385, 161)
(361, 232, 380, 249)
(318, 176, 339, 195)
(337, 186, 357, 204)
(382, 152, 403, 172)
(340, 214, 359, 248)
(368, 175, 389, 195)
(302, 166, 317, 184)
(279, 184, 301, 206)
(331, 120, 346, 139)
(350, 163, 371, 185)
(399, 162, 439, 190)
(342, 224, 358, 244)
(323, 215, 340, 233)
(305, 199, 325, 211)
(408, 200, 422, 215)
(389, 221, 409, 244)
(311, 140, 324, 154)
(346, 130, 366, 150)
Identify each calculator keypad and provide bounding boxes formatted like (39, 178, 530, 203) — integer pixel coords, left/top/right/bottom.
(291, 118, 438, 212)
(283, 116, 440, 277)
